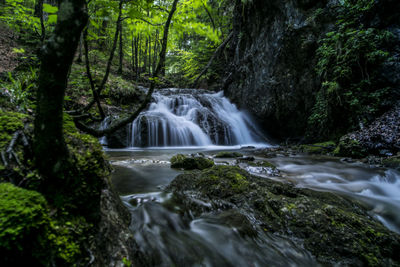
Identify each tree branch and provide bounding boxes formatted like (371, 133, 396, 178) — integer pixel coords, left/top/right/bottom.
(192, 31, 233, 88)
(74, 0, 180, 137)
(83, 28, 105, 119)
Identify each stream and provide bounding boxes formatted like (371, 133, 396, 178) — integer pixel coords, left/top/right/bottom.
(104, 89, 400, 266)
(107, 148, 400, 266)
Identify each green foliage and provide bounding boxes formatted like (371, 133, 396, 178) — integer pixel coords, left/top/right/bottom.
(0, 68, 38, 112)
(308, 0, 395, 140)
(0, 0, 58, 43)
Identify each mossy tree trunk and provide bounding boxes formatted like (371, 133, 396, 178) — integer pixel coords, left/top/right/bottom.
(34, 0, 87, 180)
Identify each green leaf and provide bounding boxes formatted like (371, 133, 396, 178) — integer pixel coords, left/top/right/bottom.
(48, 14, 58, 24)
(43, 3, 58, 14)
(12, 48, 25, 54)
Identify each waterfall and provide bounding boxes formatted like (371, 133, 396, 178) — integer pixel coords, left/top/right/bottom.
(128, 89, 266, 147)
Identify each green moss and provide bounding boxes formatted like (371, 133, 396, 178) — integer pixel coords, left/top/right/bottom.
(248, 161, 276, 168)
(298, 141, 336, 154)
(63, 113, 78, 134)
(215, 151, 243, 158)
(382, 156, 400, 169)
(0, 183, 82, 265)
(62, 131, 108, 220)
(171, 154, 214, 170)
(333, 136, 367, 158)
(0, 111, 27, 150)
(198, 165, 250, 196)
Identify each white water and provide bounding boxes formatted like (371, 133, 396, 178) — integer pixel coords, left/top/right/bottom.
(127, 89, 267, 147)
(268, 156, 400, 233)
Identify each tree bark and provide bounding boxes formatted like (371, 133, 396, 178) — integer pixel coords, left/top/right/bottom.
(117, 19, 123, 75)
(34, 0, 46, 41)
(143, 37, 148, 75)
(77, 33, 83, 63)
(83, 28, 105, 119)
(34, 0, 88, 179)
(80, 0, 123, 113)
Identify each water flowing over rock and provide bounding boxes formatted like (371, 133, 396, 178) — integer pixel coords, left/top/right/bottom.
(105, 88, 266, 148)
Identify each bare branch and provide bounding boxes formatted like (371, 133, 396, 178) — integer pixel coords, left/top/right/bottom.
(192, 31, 233, 88)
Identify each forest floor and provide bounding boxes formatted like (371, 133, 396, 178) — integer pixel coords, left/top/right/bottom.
(0, 25, 19, 73)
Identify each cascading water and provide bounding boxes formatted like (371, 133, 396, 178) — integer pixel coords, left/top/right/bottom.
(127, 89, 265, 147)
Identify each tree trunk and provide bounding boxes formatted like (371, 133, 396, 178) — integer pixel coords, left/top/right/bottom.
(83, 28, 105, 119)
(34, 0, 45, 41)
(34, 0, 88, 179)
(131, 35, 135, 74)
(77, 33, 83, 63)
(152, 30, 159, 74)
(148, 35, 151, 74)
(117, 20, 123, 75)
(143, 37, 148, 75)
(138, 34, 142, 77)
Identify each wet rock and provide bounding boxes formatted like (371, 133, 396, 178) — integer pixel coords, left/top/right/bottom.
(216, 210, 257, 237)
(215, 151, 243, 158)
(167, 166, 400, 266)
(297, 141, 337, 154)
(382, 155, 400, 170)
(170, 154, 214, 170)
(224, 0, 400, 141)
(106, 124, 130, 148)
(335, 103, 400, 158)
(237, 156, 255, 162)
(92, 182, 147, 266)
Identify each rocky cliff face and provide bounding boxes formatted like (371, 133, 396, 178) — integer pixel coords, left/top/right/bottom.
(224, 0, 400, 140)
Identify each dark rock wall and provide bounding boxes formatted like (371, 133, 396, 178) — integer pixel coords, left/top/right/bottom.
(224, 0, 400, 140)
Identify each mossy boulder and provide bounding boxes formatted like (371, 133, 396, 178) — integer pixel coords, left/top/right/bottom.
(382, 156, 400, 170)
(0, 183, 51, 265)
(248, 160, 276, 169)
(167, 166, 400, 265)
(214, 151, 243, 158)
(0, 183, 83, 266)
(333, 135, 368, 158)
(198, 166, 250, 196)
(298, 141, 336, 154)
(170, 154, 214, 170)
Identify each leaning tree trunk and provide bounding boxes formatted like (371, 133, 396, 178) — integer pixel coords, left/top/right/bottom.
(34, 0, 45, 41)
(117, 20, 123, 75)
(74, 0, 179, 137)
(34, 0, 88, 179)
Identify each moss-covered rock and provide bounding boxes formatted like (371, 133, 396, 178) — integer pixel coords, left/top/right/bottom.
(214, 151, 243, 158)
(298, 141, 336, 154)
(333, 135, 367, 158)
(198, 165, 250, 196)
(248, 160, 276, 169)
(171, 154, 214, 170)
(0, 183, 83, 266)
(167, 166, 400, 265)
(382, 156, 400, 170)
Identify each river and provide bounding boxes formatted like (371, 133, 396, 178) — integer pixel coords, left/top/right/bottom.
(104, 89, 400, 266)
